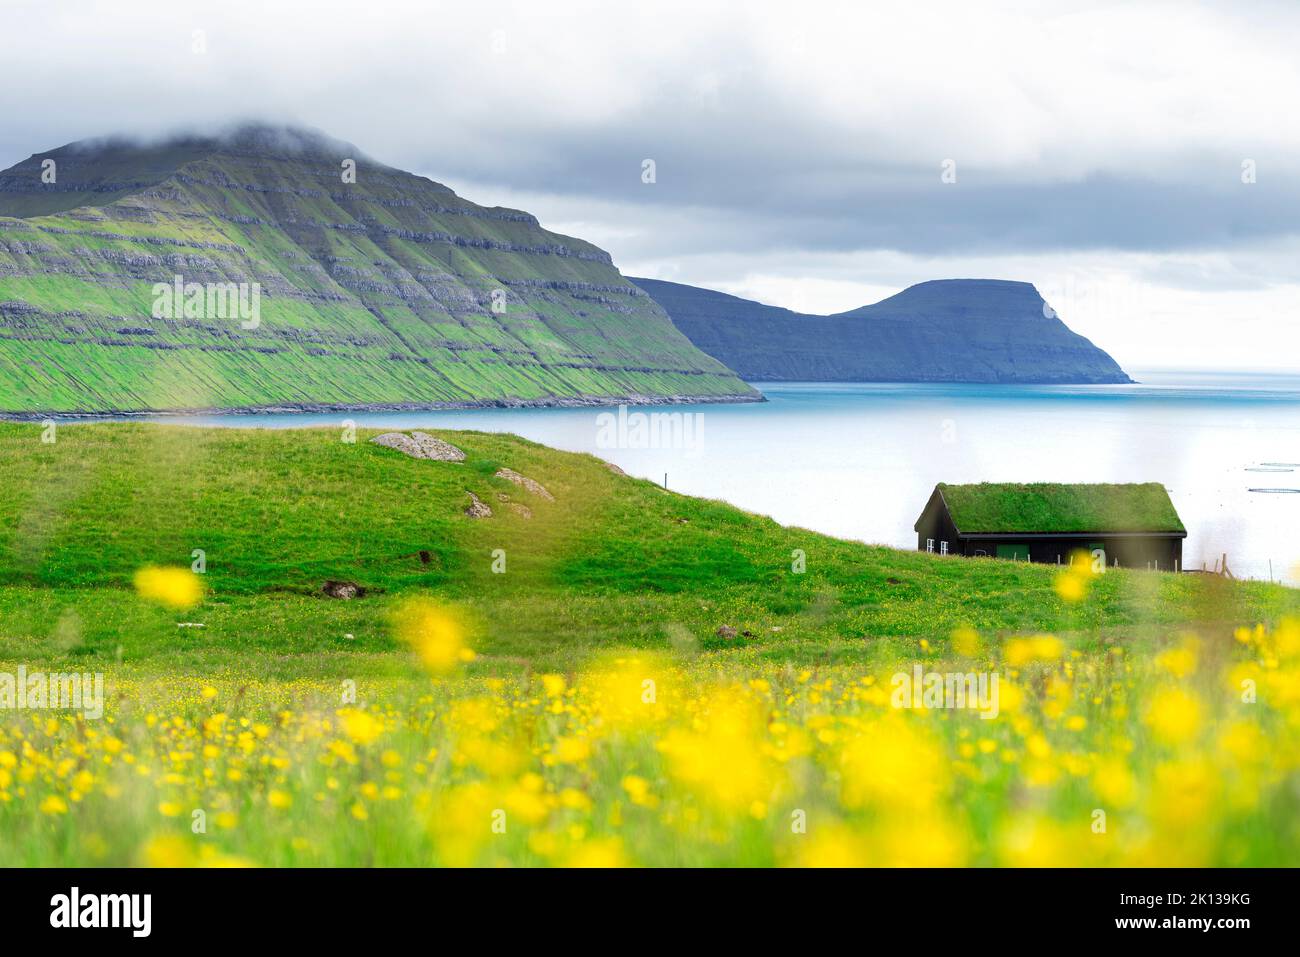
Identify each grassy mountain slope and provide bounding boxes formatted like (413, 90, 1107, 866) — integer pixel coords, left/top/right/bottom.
(632, 277, 1132, 384)
(0, 422, 1288, 671)
(0, 126, 757, 413)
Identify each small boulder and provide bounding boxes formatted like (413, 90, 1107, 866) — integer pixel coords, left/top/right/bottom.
(323, 580, 365, 599)
(495, 468, 554, 501)
(371, 431, 466, 461)
(465, 491, 493, 518)
(716, 625, 739, 640)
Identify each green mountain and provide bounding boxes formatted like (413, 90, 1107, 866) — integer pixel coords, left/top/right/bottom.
(632, 277, 1132, 384)
(0, 125, 757, 414)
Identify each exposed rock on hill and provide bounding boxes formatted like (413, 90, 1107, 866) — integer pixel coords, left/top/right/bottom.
(464, 491, 492, 518)
(495, 467, 554, 501)
(371, 431, 465, 461)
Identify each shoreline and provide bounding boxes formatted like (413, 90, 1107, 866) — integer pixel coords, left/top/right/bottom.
(0, 391, 766, 421)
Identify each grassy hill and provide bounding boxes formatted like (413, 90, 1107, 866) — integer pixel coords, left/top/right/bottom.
(1, 423, 1297, 867)
(0, 421, 1290, 671)
(0, 126, 756, 413)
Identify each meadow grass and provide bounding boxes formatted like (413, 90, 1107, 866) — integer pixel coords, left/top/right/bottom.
(0, 422, 1296, 866)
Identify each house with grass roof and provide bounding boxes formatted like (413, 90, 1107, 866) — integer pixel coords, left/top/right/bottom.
(915, 482, 1187, 571)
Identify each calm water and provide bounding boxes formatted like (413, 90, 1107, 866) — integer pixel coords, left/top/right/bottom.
(134, 370, 1300, 582)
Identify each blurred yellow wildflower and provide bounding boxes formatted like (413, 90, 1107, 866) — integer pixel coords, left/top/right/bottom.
(1005, 634, 1065, 666)
(1144, 688, 1202, 746)
(133, 566, 204, 610)
(392, 598, 475, 674)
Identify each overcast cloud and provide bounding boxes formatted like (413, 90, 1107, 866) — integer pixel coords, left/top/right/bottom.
(3, 0, 1298, 371)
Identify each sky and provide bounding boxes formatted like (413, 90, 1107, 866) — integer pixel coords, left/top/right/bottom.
(3, 0, 1298, 372)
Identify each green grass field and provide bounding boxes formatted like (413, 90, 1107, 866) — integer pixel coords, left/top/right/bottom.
(0, 422, 1297, 865)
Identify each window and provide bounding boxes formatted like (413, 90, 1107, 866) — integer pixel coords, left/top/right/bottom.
(940, 541, 949, 555)
(926, 538, 934, 553)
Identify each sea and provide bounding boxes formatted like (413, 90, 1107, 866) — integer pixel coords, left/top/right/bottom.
(129, 369, 1300, 583)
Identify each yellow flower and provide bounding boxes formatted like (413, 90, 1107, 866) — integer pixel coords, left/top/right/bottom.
(337, 708, 382, 745)
(133, 566, 204, 610)
(140, 834, 196, 868)
(1217, 721, 1263, 764)
(1092, 758, 1136, 806)
(559, 788, 592, 812)
(540, 674, 566, 698)
(1151, 760, 1217, 827)
(158, 801, 183, 817)
(1053, 571, 1087, 602)
(267, 789, 292, 809)
(565, 837, 626, 868)
(39, 795, 68, 815)
(1155, 637, 1199, 679)
(550, 736, 590, 765)
(840, 716, 946, 810)
(1005, 634, 1064, 666)
(1144, 688, 1202, 746)
(797, 824, 872, 867)
(657, 691, 775, 811)
(621, 775, 653, 806)
(392, 599, 475, 673)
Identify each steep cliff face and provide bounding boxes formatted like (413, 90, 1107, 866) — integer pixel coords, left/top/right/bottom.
(632, 277, 1132, 384)
(0, 125, 757, 413)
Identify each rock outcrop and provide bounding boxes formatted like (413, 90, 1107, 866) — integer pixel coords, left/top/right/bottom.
(494, 468, 554, 501)
(371, 431, 465, 461)
(322, 579, 365, 599)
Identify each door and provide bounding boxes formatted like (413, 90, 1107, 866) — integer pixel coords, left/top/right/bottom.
(995, 543, 1030, 561)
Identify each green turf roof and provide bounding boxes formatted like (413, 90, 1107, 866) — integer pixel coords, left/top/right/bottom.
(936, 482, 1185, 534)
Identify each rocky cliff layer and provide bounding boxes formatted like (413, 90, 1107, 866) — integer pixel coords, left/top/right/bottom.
(631, 277, 1132, 384)
(0, 125, 757, 413)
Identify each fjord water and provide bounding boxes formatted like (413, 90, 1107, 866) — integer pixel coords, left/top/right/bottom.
(156, 370, 1300, 583)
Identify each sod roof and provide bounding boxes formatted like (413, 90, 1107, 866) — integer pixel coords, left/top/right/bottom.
(935, 482, 1185, 534)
